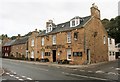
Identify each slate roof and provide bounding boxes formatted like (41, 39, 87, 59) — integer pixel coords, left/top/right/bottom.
(4, 40, 16, 46)
(38, 16, 91, 37)
(12, 36, 29, 45)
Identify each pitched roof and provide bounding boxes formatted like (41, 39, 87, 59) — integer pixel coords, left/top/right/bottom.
(38, 16, 91, 36)
(12, 36, 28, 45)
(4, 40, 16, 46)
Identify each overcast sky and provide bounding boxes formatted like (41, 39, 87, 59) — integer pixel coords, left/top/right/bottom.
(0, 0, 119, 37)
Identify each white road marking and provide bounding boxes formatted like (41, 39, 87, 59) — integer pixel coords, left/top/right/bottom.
(62, 72, 107, 80)
(22, 76, 26, 78)
(10, 75, 14, 77)
(115, 68, 120, 70)
(95, 70, 105, 74)
(107, 72, 116, 75)
(80, 70, 85, 72)
(15, 77, 19, 79)
(26, 77, 32, 80)
(6, 73, 10, 75)
(18, 79, 23, 81)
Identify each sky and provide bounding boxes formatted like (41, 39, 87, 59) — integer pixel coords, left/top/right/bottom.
(0, 0, 119, 37)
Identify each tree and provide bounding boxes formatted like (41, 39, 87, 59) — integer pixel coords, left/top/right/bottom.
(102, 16, 120, 43)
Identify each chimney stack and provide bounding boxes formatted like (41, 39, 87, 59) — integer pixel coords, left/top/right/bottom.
(91, 3, 100, 19)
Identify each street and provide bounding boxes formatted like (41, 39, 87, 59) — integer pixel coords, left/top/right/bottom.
(1, 58, 120, 82)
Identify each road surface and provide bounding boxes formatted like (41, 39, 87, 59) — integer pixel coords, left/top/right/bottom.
(1, 58, 120, 82)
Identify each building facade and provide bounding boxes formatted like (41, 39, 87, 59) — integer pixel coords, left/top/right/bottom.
(2, 40, 15, 58)
(1, 4, 108, 65)
(11, 36, 29, 59)
(108, 38, 116, 61)
(28, 29, 39, 61)
(115, 43, 120, 59)
(33, 4, 108, 64)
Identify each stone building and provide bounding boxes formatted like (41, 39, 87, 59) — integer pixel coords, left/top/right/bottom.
(11, 35, 29, 59)
(33, 4, 108, 64)
(2, 40, 15, 58)
(0, 35, 11, 57)
(28, 29, 39, 61)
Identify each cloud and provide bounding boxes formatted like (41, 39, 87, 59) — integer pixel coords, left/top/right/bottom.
(0, 0, 119, 37)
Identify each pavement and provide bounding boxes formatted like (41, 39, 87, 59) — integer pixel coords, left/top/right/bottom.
(3, 58, 118, 69)
(0, 68, 4, 76)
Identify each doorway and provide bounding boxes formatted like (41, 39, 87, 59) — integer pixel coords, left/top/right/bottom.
(52, 50, 56, 62)
(87, 49, 90, 64)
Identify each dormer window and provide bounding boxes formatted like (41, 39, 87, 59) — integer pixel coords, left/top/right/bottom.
(76, 19, 79, 25)
(70, 16, 83, 27)
(72, 20, 75, 26)
(46, 20, 55, 33)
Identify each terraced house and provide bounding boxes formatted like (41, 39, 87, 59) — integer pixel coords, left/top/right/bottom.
(28, 4, 108, 65)
(28, 29, 39, 61)
(11, 35, 29, 59)
(2, 40, 15, 58)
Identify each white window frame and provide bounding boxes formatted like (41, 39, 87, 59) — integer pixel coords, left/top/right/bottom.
(41, 51, 44, 59)
(75, 19, 80, 26)
(31, 51, 34, 58)
(70, 18, 80, 27)
(103, 36, 106, 44)
(67, 49, 72, 60)
(67, 32, 71, 43)
(31, 39, 34, 46)
(52, 35, 56, 45)
(41, 37, 44, 46)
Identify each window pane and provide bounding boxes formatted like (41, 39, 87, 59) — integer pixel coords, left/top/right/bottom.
(103, 36, 106, 44)
(53, 35, 56, 45)
(31, 39, 34, 46)
(72, 21, 75, 26)
(42, 38, 44, 46)
(67, 32, 71, 43)
(74, 32, 78, 40)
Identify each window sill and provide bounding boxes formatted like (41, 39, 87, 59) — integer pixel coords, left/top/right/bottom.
(74, 38, 78, 41)
(67, 42, 71, 44)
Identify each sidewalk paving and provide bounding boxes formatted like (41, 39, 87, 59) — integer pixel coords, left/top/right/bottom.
(6, 58, 118, 69)
(0, 68, 4, 76)
(3, 58, 119, 69)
